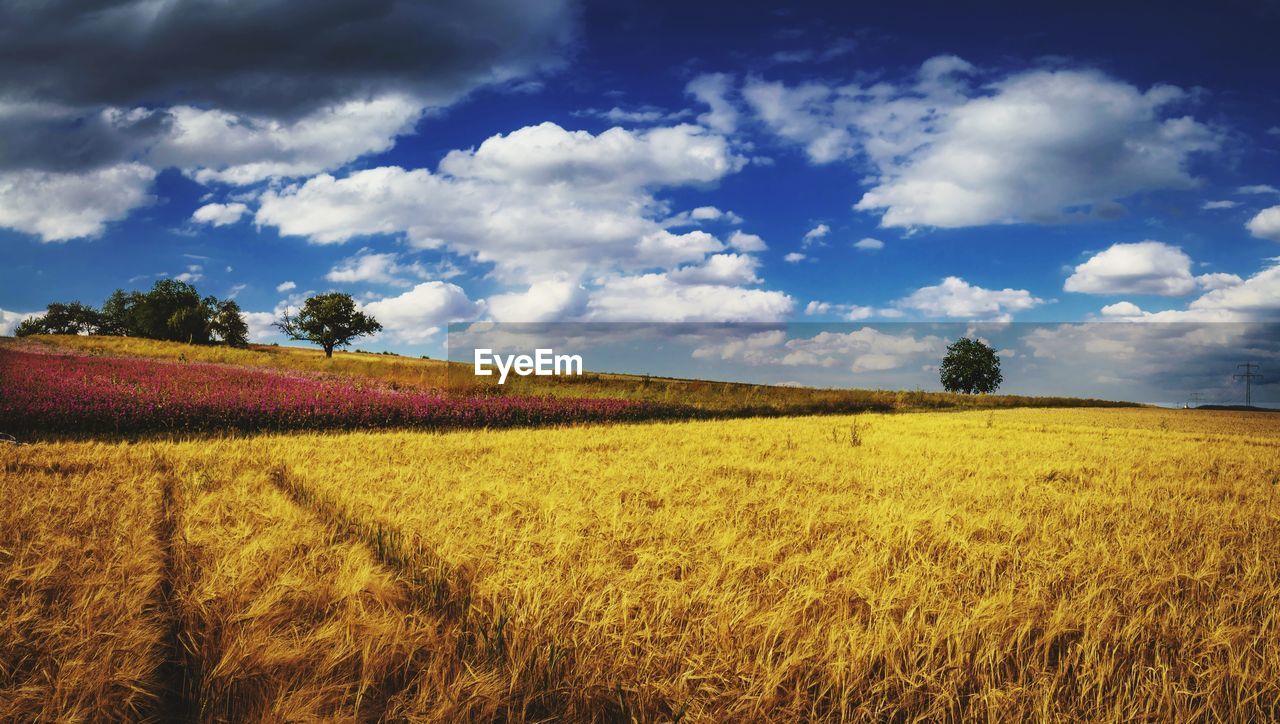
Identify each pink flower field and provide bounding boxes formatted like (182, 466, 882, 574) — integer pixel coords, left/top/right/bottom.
(0, 348, 686, 435)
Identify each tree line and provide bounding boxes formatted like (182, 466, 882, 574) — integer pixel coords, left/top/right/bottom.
(15, 279, 250, 347)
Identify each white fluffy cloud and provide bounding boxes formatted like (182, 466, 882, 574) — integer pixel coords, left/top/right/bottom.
(1, 308, 40, 335)
(256, 122, 746, 282)
(896, 276, 1046, 320)
(362, 281, 484, 343)
(1089, 258, 1280, 322)
(487, 279, 589, 323)
(742, 58, 1220, 228)
(694, 326, 944, 373)
(1247, 206, 1280, 242)
(0, 164, 154, 241)
(726, 230, 767, 252)
(325, 251, 432, 286)
(667, 253, 761, 286)
(242, 311, 280, 342)
(854, 237, 884, 251)
(191, 202, 249, 226)
(1202, 200, 1237, 210)
(1100, 301, 1144, 317)
(145, 96, 425, 185)
(1064, 241, 1197, 296)
(585, 273, 793, 322)
(803, 301, 875, 320)
(664, 205, 743, 227)
(685, 73, 739, 134)
(276, 281, 297, 293)
(784, 252, 807, 263)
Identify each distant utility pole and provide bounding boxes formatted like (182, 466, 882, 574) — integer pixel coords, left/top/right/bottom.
(1187, 392, 1206, 408)
(1233, 363, 1261, 407)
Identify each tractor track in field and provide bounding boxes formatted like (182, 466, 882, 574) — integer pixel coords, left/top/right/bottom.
(151, 467, 195, 722)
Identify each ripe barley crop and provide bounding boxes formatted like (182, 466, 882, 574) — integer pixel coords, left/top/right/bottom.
(0, 444, 169, 720)
(4, 408, 1278, 720)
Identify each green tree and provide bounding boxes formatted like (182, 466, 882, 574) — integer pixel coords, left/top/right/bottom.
(98, 289, 140, 336)
(13, 316, 45, 337)
(939, 337, 1003, 394)
(129, 280, 207, 342)
(210, 299, 249, 347)
(275, 292, 381, 358)
(12, 301, 102, 336)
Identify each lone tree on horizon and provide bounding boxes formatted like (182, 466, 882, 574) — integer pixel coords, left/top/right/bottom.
(939, 337, 1003, 394)
(275, 292, 382, 358)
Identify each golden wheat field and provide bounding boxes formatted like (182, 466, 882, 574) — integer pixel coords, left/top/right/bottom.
(4, 407, 1280, 721)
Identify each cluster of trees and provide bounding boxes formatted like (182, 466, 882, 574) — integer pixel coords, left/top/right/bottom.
(15, 279, 250, 347)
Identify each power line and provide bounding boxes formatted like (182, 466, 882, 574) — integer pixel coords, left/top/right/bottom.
(1187, 391, 1206, 408)
(1233, 362, 1262, 407)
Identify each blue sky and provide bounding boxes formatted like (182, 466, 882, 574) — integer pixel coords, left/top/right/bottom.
(1, 0, 1278, 399)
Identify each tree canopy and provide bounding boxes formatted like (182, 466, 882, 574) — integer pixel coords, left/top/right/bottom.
(14, 280, 249, 347)
(939, 337, 1003, 394)
(275, 292, 381, 357)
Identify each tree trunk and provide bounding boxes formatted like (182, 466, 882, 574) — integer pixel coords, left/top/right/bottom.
(324, 344, 334, 358)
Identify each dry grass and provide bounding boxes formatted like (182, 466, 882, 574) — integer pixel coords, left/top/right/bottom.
(4, 407, 1279, 720)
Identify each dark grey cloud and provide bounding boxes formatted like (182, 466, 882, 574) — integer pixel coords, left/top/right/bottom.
(0, 0, 578, 117)
(0, 105, 170, 172)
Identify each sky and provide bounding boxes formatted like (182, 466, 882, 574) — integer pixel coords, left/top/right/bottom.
(1, 0, 1278, 402)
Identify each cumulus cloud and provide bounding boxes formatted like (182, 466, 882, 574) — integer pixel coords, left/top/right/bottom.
(1100, 301, 1144, 317)
(803, 301, 875, 320)
(191, 202, 249, 226)
(896, 276, 1046, 320)
(686, 73, 739, 134)
(1022, 316, 1280, 402)
(1064, 241, 1197, 296)
(1087, 258, 1280, 323)
(275, 281, 297, 293)
(726, 230, 767, 252)
(584, 273, 793, 322)
(694, 326, 944, 373)
(362, 281, 484, 343)
(487, 279, 589, 323)
(664, 205, 743, 227)
(256, 122, 748, 283)
(740, 58, 1220, 228)
(148, 97, 426, 185)
(1247, 206, 1280, 242)
(1195, 272, 1244, 291)
(784, 252, 807, 263)
(854, 237, 884, 251)
(0, 164, 155, 241)
(325, 251, 431, 286)
(667, 253, 761, 286)
(242, 311, 280, 342)
(1, 308, 40, 335)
